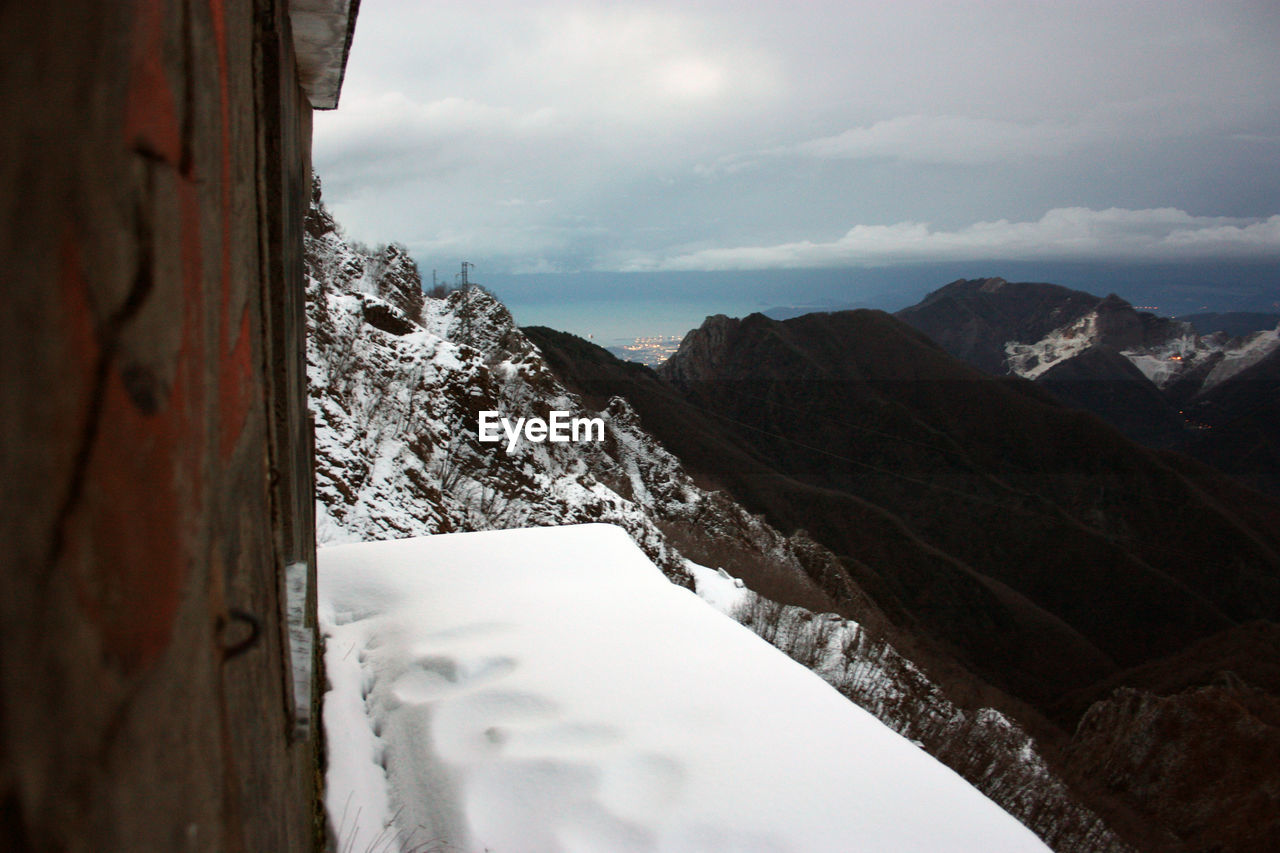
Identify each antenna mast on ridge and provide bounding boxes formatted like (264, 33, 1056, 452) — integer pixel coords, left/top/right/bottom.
(457, 260, 477, 345)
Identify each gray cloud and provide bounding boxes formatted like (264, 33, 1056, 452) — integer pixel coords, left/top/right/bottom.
(315, 1, 1280, 274)
(618, 208, 1280, 271)
(788, 116, 1097, 165)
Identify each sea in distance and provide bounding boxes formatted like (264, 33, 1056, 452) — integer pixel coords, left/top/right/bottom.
(481, 261, 1280, 351)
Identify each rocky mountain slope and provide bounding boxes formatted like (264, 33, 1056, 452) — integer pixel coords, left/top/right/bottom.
(651, 309, 1280, 707)
(1067, 675, 1280, 853)
(1177, 347, 1280, 498)
(529, 306, 1280, 850)
(304, 179, 1129, 851)
(307, 181, 830, 595)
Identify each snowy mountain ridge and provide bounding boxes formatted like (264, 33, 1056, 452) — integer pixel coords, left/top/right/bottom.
(306, 179, 866, 599)
(304, 179, 1128, 852)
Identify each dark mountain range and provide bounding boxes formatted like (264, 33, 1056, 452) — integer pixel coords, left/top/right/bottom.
(526, 308, 1280, 851)
(532, 312, 1280, 706)
(1178, 346, 1280, 499)
(1034, 345, 1188, 447)
(894, 280, 1275, 382)
(895, 278, 1280, 496)
(660, 310, 1280, 704)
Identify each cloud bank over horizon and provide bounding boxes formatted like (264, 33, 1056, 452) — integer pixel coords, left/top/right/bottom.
(314, 1, 1280, 278)
(618, 208, 1280, 271)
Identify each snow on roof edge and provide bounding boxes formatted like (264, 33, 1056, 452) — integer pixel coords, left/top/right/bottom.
(289, 0, 360, 110)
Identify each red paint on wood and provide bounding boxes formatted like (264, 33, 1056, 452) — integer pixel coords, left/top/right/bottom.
(57, 235, 100, 378)
(56, 235, 195, 674)
(208, 0, 252, 460)
(76, 367, 189, 673)
(219, 306, 254, 460)
(124, 0, 181, 165)
(59, 0, 221, 666)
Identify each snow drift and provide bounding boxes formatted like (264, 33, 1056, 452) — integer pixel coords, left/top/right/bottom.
(320, 523, 1048, 853)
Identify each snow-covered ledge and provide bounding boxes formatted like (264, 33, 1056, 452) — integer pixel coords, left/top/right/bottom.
(289, 0, 360, 109)
(318, 524, 1049, 852)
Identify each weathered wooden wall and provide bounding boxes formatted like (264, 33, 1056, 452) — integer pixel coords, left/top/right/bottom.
(0, 1, 323, 849)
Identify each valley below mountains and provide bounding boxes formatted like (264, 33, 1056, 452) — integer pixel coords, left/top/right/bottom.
(307, 179, 1278, 852)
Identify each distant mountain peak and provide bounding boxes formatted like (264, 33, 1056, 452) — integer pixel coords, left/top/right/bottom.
(895, 277, 1280, 485)
(661, 312, 747, 385)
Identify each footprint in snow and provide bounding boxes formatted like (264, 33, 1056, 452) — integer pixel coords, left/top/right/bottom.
(392, 654, 518, 704)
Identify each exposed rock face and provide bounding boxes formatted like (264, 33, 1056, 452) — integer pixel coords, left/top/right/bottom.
(659, 313, 742, 384)
(367, 242, 426, 322)
(307, 176, 424, 322)
(357, 294, 418, 335)
(1068, 678, 1280, 852)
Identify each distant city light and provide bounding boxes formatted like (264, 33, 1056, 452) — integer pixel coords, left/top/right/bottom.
(616, 335, 683, 367)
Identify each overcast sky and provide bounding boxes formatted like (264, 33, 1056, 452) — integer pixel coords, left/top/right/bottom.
(313, 0, 1280, 278)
